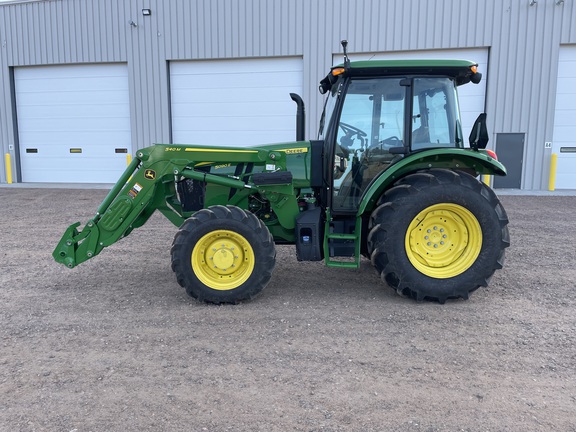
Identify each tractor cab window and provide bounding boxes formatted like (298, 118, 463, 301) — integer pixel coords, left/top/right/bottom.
(332, 78, 406, 212)
(411, 77, 463, 150)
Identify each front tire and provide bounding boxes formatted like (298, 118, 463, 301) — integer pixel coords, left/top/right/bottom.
(171, 205, 276, 304)
(367, 169, 509, 303)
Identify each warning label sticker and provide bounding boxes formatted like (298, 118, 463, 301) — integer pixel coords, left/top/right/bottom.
(128, 183, 143, 199)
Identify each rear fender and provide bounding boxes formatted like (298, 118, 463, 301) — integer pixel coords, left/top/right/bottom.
(357, 148, 507, 216)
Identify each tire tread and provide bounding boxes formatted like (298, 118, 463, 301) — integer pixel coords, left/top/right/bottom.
(368, 169, 509, 302)
(170, 205, 276, 304)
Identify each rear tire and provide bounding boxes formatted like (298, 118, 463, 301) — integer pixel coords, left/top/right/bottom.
(367, 169, 509, 303)
(171, 205, 276, 304)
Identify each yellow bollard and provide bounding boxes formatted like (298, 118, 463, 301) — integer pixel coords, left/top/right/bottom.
(548, 153, 557, 191)
(4, 153, 12, 184)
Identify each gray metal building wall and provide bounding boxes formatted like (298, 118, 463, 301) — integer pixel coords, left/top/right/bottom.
(1, 0, 575, 189)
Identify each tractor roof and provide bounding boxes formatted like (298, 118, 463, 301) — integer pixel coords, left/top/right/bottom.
(345, 58, 477, 70)
(319, 59, 481, 93)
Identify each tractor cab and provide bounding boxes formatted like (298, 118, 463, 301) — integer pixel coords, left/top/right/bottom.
(318, 58, 483, 214)
(310, 53, 487, 268)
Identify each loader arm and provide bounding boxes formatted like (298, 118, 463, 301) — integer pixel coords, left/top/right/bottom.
(53, 144, 300, 269)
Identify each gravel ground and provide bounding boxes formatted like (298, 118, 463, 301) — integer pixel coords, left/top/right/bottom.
(0, 188, 575, 431)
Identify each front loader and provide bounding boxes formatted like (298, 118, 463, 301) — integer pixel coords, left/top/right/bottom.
(54, 42, 510, 304)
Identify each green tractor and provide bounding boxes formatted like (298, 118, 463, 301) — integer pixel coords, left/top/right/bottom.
(53, 43, 510, 304)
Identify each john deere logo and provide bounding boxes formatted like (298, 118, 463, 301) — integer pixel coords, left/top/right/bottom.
(144, 169, 156, 180)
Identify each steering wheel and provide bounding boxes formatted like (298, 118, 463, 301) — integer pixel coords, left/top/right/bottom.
(340, 122, 368, 139)
(339, 123, 368, 150)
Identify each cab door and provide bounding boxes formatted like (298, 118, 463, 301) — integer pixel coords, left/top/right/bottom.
(331, 77, 407, 212)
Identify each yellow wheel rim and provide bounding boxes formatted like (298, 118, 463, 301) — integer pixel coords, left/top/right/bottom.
(405, 203, 482, 279)
(191, 230, 255, 290)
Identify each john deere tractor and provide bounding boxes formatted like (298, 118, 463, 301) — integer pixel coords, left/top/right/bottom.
(53, 43, 510, 304)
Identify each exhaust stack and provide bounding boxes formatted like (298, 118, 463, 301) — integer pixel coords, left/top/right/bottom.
(290, 93, 306, 141)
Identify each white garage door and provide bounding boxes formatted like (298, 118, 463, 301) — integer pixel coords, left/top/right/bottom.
(343, 48, 489, 144)
(15, 64, 131, 183)
(552, 46, 576, 189)
(170, 57, 303, 146)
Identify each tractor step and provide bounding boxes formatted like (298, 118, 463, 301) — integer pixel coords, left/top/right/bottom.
(326, 233, 356, 240)
(323, 210, 362, 268)
(325, 257, 359, 268)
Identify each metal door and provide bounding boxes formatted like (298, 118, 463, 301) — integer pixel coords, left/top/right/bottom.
(493, 133, 524, 189)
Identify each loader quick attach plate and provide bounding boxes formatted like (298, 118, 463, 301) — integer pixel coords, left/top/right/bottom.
(53, 222, 82, 268)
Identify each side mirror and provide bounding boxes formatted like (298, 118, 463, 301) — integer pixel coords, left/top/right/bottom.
(470, 72, 482, 84)
(469, 113, 489, 150)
